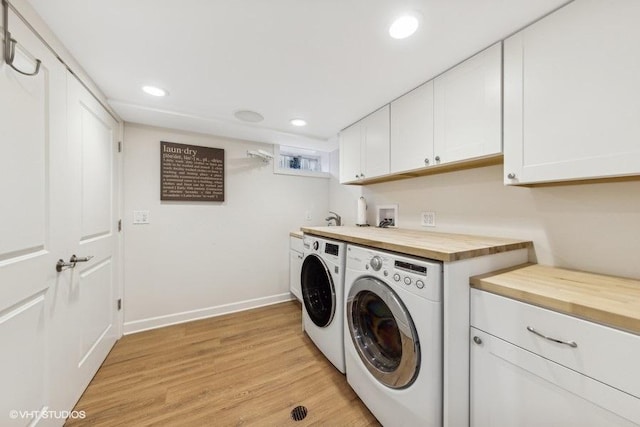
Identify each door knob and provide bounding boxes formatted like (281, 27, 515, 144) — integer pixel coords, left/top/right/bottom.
(55, 255, 94, 272)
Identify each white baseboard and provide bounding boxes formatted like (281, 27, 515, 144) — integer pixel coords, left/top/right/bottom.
(123, 292, 295, 335)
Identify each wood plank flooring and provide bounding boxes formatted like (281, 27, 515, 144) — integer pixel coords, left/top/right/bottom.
(66, 301, 380, 426)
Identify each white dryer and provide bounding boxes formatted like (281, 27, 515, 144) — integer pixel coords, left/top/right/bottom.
(344, 244, 443, 427)
(301, 235, 346, 373)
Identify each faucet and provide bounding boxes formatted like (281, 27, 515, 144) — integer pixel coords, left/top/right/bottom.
(325, 211, 342, 226)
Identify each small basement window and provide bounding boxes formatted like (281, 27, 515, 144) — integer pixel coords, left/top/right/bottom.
(274, 145, 330, 178)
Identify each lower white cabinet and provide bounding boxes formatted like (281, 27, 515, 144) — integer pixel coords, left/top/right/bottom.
(470, 290, 640, 426)
(289, 236, 303, 301)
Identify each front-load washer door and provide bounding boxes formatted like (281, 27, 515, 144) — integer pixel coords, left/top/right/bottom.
(347, 277, 420, 389)
(301, 254, 336, 328)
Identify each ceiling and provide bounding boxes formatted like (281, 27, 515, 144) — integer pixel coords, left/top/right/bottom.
(26, 0, 570, 150)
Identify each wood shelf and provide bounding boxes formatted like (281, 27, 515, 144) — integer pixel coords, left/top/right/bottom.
(343, 153, 503, 185)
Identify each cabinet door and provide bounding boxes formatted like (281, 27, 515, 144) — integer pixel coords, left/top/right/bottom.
(339, 122, 362, 183)
(361, 105, 390, 179)
(470, 328, 640, 427)
(504, 0, 640, 185)
(289, 249, 303, 301)
(434, 43, 502, 165)
(390, 82, 434, 173)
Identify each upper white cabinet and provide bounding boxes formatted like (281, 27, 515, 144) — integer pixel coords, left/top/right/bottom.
(434, 42, 502, 165)
(390, 82, 434, 173)
(339, 123, 362, 182)
(341, 43, 502, 185)
(339, 105, 390, 183)
(504, 0, 640, 185)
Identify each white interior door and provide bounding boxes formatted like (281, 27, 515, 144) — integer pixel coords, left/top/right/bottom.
(0, 5, 66, 426)
(1, 5, 121, 425)
(49, 74, 120, 411)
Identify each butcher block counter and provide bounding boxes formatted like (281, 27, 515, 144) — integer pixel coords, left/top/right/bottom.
(471, 264, 640, 335)
(300, 226, 532, 262)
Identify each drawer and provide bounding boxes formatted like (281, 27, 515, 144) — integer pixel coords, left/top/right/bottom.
(470, 289, 640, 399)
(471, 327, 640, 426)
(290, 235, 303, 253)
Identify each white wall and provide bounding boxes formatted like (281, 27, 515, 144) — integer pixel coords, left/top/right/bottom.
(331, 164, 640, 279)
(123, 123, 329, 333)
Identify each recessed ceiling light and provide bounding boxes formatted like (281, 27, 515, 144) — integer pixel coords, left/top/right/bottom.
(290, 118, 307, 127)
(234, 110, 264, 123)
(389, 15, 419, 39)
(142, 85, 168, 97)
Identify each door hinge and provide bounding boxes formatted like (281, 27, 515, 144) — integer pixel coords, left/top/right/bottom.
(117, 298, 122, 311)
(118, 141, 122, 152)
(118, 219, 122, 232)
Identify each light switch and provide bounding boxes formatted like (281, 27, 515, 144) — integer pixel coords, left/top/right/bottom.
(133, 210, 150, 224)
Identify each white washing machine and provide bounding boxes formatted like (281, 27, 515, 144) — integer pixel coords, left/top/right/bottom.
(344, 244, 443, 427)
(301, 235, 346, 373)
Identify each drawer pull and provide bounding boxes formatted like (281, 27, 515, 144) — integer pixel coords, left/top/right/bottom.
(526, 326, 577, 348)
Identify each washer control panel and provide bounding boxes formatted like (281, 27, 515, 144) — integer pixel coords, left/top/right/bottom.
(347, 244, 442, 302)
(303, 236, 345, 264)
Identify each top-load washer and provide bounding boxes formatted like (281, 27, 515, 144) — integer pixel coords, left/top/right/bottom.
(301, 235, 346, 373)
(344, 244, 443, 426)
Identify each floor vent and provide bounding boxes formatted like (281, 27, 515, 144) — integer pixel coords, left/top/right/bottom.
(290, 405, 308, 421)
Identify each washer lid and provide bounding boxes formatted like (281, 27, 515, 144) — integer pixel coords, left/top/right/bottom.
(301, 254, 336, 328)
(347, 276, 420, 389)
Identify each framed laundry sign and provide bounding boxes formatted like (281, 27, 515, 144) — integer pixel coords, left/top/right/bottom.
(160, 141, 225, 201)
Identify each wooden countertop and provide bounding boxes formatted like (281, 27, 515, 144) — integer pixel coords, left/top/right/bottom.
(471, 264, 640, 335)
(289, 230, 303, 239)
(300, 226, 532, 262)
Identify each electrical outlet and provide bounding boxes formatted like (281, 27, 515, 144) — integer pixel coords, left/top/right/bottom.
(421, 211, 436, 227)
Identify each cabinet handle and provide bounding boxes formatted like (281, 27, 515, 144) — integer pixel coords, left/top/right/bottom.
(360, 173, 365, 178)
(297, 254, 303, 259)
(526, 326, 577, 348)
(435, 156, 441, 163)
(472, 336, 482, 345)
(424, 158, 430, 165)
(355, 174, 359, 178)
(507, 173, 517, 179)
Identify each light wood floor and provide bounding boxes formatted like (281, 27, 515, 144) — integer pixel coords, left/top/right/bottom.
(66, 301, 380, 426)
